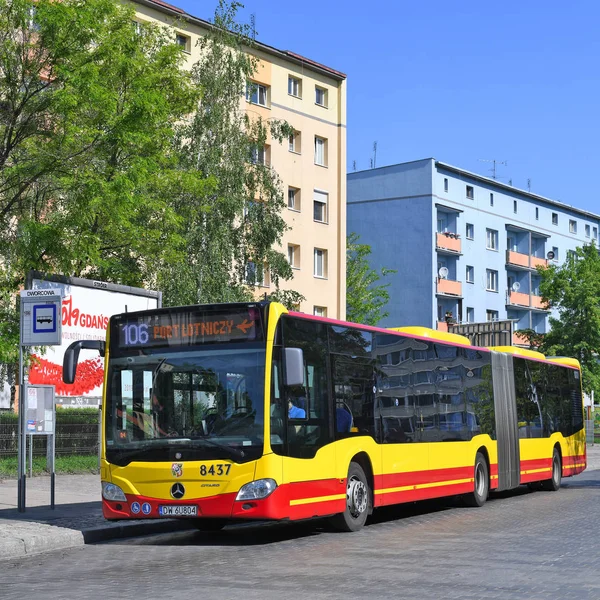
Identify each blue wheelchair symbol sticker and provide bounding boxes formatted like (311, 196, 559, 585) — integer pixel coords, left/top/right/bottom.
(130, 502, 141, 514)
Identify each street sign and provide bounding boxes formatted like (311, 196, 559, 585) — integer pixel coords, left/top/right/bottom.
(20, 289, 62, 346)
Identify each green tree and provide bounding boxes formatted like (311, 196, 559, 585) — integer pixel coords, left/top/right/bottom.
(346, 232, 396, 326)
(535, 243, 600, 396)
(0, 0, 198, 368)
(158, 1, 298, 306)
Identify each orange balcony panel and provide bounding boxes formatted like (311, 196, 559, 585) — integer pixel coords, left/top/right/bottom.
(530, 256, 548, 269)
(436, 232, 461, 253)
(530, 294, 547, 309)
(437, 321, 449, 332)
(513, 331, 530, 346)
(437, 278, 462, 296)
(509, 291, 530, 306)
(506, 250, 530, 268)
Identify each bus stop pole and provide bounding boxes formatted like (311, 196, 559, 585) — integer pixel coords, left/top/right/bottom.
(17, 344, 26, 512)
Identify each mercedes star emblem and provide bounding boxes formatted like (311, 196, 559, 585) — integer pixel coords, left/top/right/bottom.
(171, 482, 185, 499)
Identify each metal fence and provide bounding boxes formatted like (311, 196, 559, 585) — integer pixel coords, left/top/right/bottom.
(0, 414, 99, 458)
(585, 420, 595, 445)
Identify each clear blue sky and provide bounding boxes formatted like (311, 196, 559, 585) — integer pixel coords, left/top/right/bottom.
(175, 0, 600, 215)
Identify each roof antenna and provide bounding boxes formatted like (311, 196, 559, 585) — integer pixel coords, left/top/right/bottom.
(250, 13, 256, 40)
(373, 141, 377, 168)
(478, 159, 507, 180)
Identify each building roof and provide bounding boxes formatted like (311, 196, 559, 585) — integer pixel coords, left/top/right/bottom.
(349, 158, 600, 222)
(435, 160, 600, 222)
(134, 0, 347, 81)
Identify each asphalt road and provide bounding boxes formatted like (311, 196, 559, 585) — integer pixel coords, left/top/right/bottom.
(2, 465, 599, 600)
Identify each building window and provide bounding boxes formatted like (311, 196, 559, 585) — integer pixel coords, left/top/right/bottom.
(444, 178, 448, 193)
(513, 200, 517, 213)
(466, 265, 474, 283)
(490, 193, 494, 206)
(552, 212, 558, 225)
(288, 130, 301, 153)
(287, 244, 300, 269)
(313, 190, 328, 223)
(585, 224, 591, 238)
(567, 249, 577, 261)
(175, 33, 190, 52)
(314, 136, 327, 166)
(486, 228, 498, 250)
(249, 145, 267, 165)
(466, 223, 474, 239)
(594, 227, 598, 240)
(246, 262, 269, 287)
(486, 310, 499, 322)
(313, 306, 327, 317)
(569, 219, 577, 234)
(288, 76, 301, 98)
(314, 248, 327, 278)
(551, 246, 559, 262)
(466, 185, 474, 200)
(315, 86, 327, 107)
(535, 207, 539, 220)
(288, 187, 300, 211)
(466, 307, 475, 323)
(246, 81, 268, 107)
(486, 269, 498, 292)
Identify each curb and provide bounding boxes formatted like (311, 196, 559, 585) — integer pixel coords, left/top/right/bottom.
(81, 518, 197, 544)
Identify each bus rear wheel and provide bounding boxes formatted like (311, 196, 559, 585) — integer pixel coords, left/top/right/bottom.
(463, 452, 489, 507)
(541, 448, 562, 492)
(330, 462, 370, 532)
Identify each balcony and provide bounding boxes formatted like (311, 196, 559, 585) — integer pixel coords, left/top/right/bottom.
(506, 291, 548, 311)
(506, 250, 548, 270)
(436, 232, 461, 254)
(513, 331, 530, 347)
(507, 290, 530, 307)
(436, 278, 462, 297)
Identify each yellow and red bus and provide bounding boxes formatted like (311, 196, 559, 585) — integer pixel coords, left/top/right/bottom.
(63, 301, 586, 532)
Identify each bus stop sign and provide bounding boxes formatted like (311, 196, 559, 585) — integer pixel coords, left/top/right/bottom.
(20, 289, 62, 346)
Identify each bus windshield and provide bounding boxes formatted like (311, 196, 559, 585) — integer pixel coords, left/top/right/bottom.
(105, 343, 266, 465)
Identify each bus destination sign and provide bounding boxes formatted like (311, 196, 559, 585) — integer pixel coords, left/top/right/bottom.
(114, 307, 262, 350)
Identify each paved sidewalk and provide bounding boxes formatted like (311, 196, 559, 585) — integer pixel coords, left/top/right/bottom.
(0, 473, 195, 561)
(1, 444, 599, 562)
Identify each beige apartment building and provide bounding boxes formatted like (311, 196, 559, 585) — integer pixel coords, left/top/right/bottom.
(131, 0, 347, 319)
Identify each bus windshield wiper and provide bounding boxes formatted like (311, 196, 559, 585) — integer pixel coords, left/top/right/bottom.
(190, 437, 246, 459)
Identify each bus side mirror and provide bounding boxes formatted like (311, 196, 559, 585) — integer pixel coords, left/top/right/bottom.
(284, 348, 304, 387)
(63, 340, 106, 384)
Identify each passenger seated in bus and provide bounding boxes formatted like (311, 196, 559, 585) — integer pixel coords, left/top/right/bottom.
(335, 403, 352, 433)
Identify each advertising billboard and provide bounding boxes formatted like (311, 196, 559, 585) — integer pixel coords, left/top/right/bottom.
(26, 272, 161, 407)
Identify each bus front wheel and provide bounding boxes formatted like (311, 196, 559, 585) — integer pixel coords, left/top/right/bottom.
(330, 462, 370, 532)
(541, 448, 562, 492)
(463, 452, 489, 507)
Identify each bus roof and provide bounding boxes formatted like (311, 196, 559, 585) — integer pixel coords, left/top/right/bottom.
(489, 346, 546, 360)
(546, 356, 582, 369)
(388, 327, 472, 346)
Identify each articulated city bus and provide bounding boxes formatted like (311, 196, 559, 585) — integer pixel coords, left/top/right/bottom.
(63, 301, 586, 532)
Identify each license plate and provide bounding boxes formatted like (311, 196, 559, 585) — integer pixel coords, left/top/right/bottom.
(159, 505, 198, 517)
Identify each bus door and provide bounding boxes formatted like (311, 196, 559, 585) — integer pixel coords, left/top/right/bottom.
(491, 351, 520, 490)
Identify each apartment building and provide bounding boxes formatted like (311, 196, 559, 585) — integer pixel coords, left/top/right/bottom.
(131, 0, 347, 318)
(347, 158, 600, 341)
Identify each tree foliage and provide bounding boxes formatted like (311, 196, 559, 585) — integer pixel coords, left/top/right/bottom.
(346, 232, 395, 326)
(158, 0, 297, 306)
(0, 0, 196, 367)
(535, 243, 600, 395)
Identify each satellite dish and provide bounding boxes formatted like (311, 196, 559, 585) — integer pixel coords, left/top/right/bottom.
(512, 282, 521, 292)
(546, 250, 555, 260)
(438, 267, 449, 279)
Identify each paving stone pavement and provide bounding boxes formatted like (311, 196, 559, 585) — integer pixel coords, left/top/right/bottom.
(1, 443, 599, 562)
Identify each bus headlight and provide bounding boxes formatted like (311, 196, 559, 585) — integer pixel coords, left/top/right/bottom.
(236, 479, 277, 501)
(102, 481, 127, 502)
